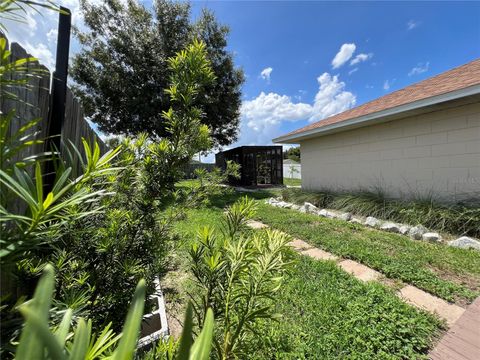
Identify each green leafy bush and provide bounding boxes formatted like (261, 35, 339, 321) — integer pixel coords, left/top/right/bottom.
(1, 6, 224, 352)
(282, 188, 480, 237)
(19, 40, 221, 331)
(187, 197, 292, 359)
(15, 265, 145, 360)
(13, 265, 215, 360)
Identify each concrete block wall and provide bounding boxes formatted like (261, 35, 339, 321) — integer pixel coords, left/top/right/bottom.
(300, 101, 480, 202)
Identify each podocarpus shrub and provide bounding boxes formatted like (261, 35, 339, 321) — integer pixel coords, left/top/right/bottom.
(188, 197, 293, 359)
(281, 188, 480, 237)
(1, 4, 224, 351)
(13, 265, 215, 360)
(14, 40, 220, 332)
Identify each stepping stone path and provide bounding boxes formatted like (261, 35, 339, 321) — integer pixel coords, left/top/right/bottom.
(302, 248, 338, 261)
(246, 220, 269, 229)
(246, 219, 480, 359)
(399, 285, 464, 326)
(338, 259, 382, 282)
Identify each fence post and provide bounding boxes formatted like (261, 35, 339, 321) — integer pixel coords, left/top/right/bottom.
(45, 6, 71, 190)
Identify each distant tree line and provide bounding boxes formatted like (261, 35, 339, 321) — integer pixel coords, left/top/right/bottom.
(283, 146, 300, 162)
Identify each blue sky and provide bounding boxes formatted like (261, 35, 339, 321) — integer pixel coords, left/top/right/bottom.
(6, 1, 480, 162)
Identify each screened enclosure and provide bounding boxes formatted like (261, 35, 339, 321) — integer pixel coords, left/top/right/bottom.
(215, 146, 283, 186)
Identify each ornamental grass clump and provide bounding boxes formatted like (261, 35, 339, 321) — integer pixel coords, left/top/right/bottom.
(282, 188, 480, 237)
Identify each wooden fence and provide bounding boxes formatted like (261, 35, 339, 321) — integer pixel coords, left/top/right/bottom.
(1, 41, 107, 172)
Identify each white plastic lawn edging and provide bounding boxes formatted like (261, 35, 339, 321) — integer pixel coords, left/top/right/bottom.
(137, 277, 169, 348)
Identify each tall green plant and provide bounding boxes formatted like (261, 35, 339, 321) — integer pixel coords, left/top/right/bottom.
(188, 197, 292, 359)
(0, 137, 121, 262)
(189, 160, 240, 206)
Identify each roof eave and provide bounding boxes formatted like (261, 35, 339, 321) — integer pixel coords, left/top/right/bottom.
(273, 84, 480, 144)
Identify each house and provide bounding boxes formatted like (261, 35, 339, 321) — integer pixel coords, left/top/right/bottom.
(273, 59, 480, 202)
(216, 146, 283, 186)
(283, 159, 301, 179)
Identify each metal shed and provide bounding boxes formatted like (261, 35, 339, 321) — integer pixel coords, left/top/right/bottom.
(215, 146, 283, 186)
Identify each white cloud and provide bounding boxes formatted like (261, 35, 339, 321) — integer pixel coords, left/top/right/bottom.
(22, 42, 55, 70)
(408, 62, 429, 76)
(2, 0, 111, 71)
(383, 79, 396, 91)
(331, 43, 356, 69)
(348, 67, 358, 75)
(260, 67, 273, 81)
(407, 20, 420, 30)
(310, 73, 356, 122)
(350, 52, 373, 65)
(47, 28, 58, 44)
(25, 9, 38, 36)
(241, 92, 312, 130)
(222, 72, 356, 152)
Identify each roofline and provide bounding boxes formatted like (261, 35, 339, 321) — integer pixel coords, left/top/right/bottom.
(273, 84, 480, 144)
(218, 145, 282, 154)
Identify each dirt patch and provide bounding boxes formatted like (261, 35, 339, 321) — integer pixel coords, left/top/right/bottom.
(160, 253, 192, 339)
(428, 266, 480, 292)
(427, 265, 480, 307)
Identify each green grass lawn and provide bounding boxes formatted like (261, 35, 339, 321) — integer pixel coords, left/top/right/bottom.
(254, 202, 480, 304)
(170, 188, 444, 358)
(283, 178, 302, 186)
(250, 255, 441, 359)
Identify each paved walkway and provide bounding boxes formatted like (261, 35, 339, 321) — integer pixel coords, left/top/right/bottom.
(429, 297, 480, 360)
(246, 219, 480, 359)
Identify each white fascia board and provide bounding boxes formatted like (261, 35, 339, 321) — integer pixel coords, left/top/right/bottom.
(273, 84, 480, 144)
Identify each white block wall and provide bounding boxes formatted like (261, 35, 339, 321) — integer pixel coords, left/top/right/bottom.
(300, 102, 480, 202)
(283, 164, 301, 179)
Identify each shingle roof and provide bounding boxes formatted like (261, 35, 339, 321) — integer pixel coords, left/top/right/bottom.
(281, 58, 480, 139)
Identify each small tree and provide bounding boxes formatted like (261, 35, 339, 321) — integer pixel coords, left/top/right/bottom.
(289, 165, 299, 179)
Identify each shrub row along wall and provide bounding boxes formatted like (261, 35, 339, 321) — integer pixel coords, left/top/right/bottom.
(1, 41, 107, 174)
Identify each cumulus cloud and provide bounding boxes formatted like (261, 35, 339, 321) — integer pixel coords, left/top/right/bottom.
(260, 67, 273, 81)
(228, 71, 356, 149)
(47, 28, 58, 44)
(241, 92, 312, 130)
(310, 73, 356, 122)
(2, 0, 114, 71)
(407, 20, 420, 30)
(22, 42, 56, 70)
(331, 43, 356, 69)
(408, 62, 429, 76)
(350, 53, 373, 65)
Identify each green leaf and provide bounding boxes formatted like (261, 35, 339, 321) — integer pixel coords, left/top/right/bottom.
(189, 308, 214, 360)
(69, 319, 90, 360)
(17, 307, 67, 360)
(111, 279, 146, 360)
(54, 308, 73, 347)
(43, 192, 54, 210)
(177, 303, 194, 360)
(16, 264, 56, 359)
